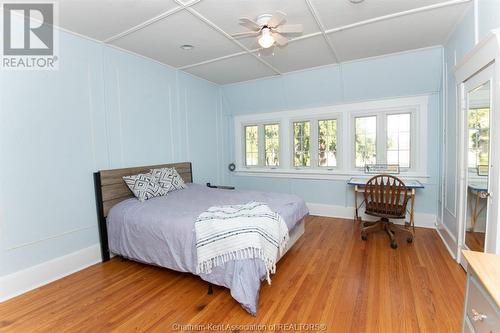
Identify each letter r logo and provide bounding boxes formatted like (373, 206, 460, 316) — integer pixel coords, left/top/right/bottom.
(3, 3, 54, 56)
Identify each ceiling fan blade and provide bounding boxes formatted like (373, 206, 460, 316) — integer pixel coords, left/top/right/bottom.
(238, 17, 261, 31)
(272, 32, 288, 47)
(275, 24, 303, 34)
(231, 31, 260, 38)
(268, 11, 287, 28)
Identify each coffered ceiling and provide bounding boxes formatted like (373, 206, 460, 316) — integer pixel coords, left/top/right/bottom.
(57, 0, 472, 84)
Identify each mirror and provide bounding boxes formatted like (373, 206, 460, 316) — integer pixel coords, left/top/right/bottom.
(465, 81, 490, 252)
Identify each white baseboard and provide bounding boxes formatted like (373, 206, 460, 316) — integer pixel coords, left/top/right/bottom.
(435, 218, 458, 259)
(306, 202, 436, 229)
(0, 244, 101, 302)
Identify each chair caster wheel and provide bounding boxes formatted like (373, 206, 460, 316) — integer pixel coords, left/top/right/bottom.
(407, 236, 413, 243)
(361, 234, 368, 241)
(390, 242, 398, 249)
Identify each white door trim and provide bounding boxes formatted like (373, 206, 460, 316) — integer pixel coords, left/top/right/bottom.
(457, 64, 495, 266)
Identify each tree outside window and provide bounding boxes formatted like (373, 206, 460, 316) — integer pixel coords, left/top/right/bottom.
(468, 108, 490, 169)
(318, 119, 337, 167)
(264, 124, 280, 166)
(355, 116, 377, 168)
(245, 125, 259, 166)
(294, 121, 310, 167)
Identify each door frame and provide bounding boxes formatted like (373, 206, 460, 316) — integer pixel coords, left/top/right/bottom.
(457, 64, 495, 266)
(454, 29, 500, 261)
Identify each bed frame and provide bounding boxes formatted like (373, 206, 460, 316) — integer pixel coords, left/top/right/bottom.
(93, 162, 193, 262)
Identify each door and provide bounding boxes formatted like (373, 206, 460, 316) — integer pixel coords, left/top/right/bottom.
(460, 64, 495, 257)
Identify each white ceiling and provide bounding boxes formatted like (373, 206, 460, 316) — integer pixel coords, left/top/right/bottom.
(58, 0, 472, 84)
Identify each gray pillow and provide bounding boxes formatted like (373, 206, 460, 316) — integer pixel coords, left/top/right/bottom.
(122, 172, 168, 202)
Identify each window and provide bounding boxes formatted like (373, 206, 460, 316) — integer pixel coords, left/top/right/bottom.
(235, 96, 428, 178)
(387, 113, 411, 168)
(293, 121, 310, 167)
(244, 123, 280, 167)
(355, 116, 377, 168)
(318, 119, 337, 167)
(245, 125, 259, 166)
(264, 124, 280, 166)
(468, 108, 490, 169)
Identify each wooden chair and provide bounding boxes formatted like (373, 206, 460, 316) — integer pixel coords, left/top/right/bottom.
(361, 174, 414, 249)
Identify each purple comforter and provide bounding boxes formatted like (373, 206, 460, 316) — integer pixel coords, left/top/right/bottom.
(107, 183, 308, 315)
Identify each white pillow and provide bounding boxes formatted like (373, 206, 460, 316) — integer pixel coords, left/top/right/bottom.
(150, 167, 187, 192)
(122, 172, 168, 202)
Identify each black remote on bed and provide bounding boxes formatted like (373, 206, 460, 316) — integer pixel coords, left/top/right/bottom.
(206, 183, 235, 190)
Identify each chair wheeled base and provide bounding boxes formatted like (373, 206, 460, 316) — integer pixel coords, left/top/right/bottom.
(361, 218, 414, 249)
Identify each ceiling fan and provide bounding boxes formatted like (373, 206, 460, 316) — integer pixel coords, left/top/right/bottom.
(231, 11, 303, 49)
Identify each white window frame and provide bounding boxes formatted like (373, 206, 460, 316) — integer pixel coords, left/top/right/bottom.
(289, 115, 342, 170)
(385, 111, 414, 169)
(290, 119, 312, 169)
(240, 120, 282, 169)
(352, 113, 379, 169)
(233, 95, 429, 181)
(317, 117, 341, 169)
(263, 123, 281, 167)
(350, 110, 416, 170)
(243, 124, 260, 167)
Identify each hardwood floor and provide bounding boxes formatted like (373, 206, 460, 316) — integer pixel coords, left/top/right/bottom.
(465, 230, 485, 252)
(0, 216, 466, 333)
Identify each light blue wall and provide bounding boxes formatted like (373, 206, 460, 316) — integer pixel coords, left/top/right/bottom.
(442, 6, 476, 237)
(442, 0, 500, 240)
(221, 47, 443, 215)
(478, 0, 500, 40)
(0, 29, 220, 276)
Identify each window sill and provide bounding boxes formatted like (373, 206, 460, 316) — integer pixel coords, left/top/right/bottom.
(233, 168, 431, 183)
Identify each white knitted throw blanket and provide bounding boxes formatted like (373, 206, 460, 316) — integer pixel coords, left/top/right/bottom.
(195, 202, 289, 284)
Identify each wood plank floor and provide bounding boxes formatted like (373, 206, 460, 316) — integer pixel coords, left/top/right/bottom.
(465, 230, 485, 252)
(0, 216, 466, 333)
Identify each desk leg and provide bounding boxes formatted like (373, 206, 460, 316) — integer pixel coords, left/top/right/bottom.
(471, 192, 480, 230)
(410, 189, 416, 235)
(354, 185, 358, 223)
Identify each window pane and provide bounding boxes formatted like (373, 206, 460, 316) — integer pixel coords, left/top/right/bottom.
(386, 113, 411, 168)
(245, 125, 259, 166)
(355, 116, 377, 168)
(293, 121, 310, 167)
(264, 124, 280, 166)
(468, 108, 490, 169)
(318, 119, 337, 167)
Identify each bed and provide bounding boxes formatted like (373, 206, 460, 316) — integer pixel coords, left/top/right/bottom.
(93, 162, 308, 315)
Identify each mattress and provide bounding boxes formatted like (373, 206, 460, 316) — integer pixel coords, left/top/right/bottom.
(106, 183, 309, 314)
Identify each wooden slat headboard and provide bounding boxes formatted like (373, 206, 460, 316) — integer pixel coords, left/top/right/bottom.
(93, 162, 192, 261)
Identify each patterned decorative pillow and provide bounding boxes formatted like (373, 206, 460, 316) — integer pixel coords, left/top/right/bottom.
(150, 167, 187, 192)
(150, 168, 174, 191)
(122, 172, 168, 202)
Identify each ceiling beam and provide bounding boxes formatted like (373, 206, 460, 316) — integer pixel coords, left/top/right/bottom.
(178, 0, 471, 71)
(174, 0, 282, 75)
(104, 0, 471, 75)
(103, 0, 201, 44)
(324, 0, 472, 35)
(178, 50, 249, 70)
(304, 0, 340, 62)
(178, 31, 324, 70)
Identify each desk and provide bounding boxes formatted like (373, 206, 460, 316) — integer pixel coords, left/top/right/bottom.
(468, 182, 488, 230)
(461, 250, 500, 332)
(347, 177, 424, 229)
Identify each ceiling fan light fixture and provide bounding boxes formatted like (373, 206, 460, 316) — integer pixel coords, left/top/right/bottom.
(258, 27, 275, 48)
